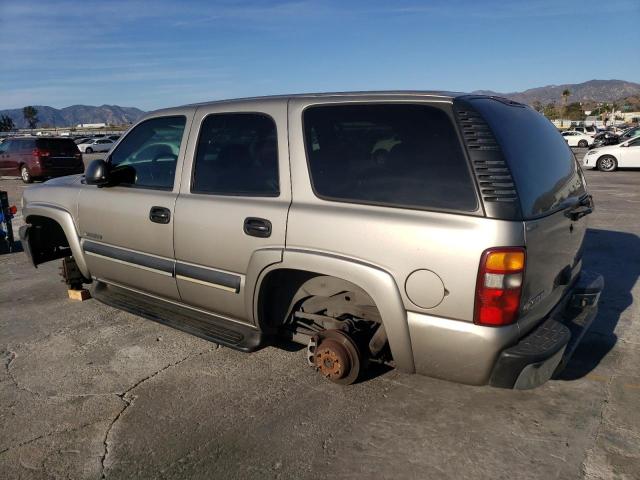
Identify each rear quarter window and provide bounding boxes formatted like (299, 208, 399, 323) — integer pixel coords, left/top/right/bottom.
(470, 98, 586, 219)
(303, 103, 478, 213)
(36, 138, 80, 153)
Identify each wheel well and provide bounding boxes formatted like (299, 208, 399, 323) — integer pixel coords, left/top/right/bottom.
(257, 269, 318, 332)
(256, 269, 380, 331)
(25, 215, 71, 265)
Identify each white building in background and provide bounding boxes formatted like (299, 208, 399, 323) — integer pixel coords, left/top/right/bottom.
(76, 123, 107, 128)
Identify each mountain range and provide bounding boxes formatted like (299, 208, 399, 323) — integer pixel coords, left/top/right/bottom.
(2, 80, 639, 129)
(0, 105, 146, 129)
(473, 79, 640, 106)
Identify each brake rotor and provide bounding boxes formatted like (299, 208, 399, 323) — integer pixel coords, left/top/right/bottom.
(311, 329, 363, 385)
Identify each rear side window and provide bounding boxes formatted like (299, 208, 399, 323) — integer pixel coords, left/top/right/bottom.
(10, 139, 33, 152)
(192, 113, 279, 196)
(470, 99, 586, 219)
(36, 138, 79, 153)
(303, 104, 477, 212)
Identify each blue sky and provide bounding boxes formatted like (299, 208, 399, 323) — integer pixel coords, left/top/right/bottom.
(1, 0, 638, 111)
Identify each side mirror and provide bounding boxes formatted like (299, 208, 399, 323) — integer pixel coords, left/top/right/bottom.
(85, 159, 110, 186)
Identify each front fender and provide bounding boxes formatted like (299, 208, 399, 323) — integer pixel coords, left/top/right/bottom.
(255, 249, 416, 373)
(22, 202, 90, 278)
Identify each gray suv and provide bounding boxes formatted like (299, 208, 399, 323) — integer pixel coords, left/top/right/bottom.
(19, 92, 603, 389)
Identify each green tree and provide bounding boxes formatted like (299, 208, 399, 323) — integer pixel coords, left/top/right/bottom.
(532, 100, 543, 113)
(565, 102, 586, 121)
(23, 106, 39, 129)
(0, 115, 15, 132)
(543, 102, 558, 120)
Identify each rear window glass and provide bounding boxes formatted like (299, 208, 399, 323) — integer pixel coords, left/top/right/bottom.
(303, 104, 478, 212)
(36, 138, 79, 153)
(470, 99, 586, 219)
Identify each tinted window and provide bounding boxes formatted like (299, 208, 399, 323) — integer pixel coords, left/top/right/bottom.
(303, 104, 477, 212)
(192, 113, 279, 196)
(470, 99, 586, 219)
(10, 139, 34, 152)
(110, 116, 186, 190)
(36, 138, 79, 154)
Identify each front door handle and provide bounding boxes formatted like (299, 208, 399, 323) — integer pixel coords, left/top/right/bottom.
(149, 206, 171, 224)
(243, 217, 272, 238)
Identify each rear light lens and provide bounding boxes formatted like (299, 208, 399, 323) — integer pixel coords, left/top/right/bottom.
(9, 205, 17, 215)
(474, 247, 526, 326)
(32, 148, 50, 157)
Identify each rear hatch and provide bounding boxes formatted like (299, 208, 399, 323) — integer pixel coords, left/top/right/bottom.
(36, 138, 81, 168)
(460, 97, 591, 329)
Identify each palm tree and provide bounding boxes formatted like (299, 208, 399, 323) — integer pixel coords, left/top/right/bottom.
(23, 106, 39, 129)
(0, 115, 15, 132)
(561, 89, 570, 127)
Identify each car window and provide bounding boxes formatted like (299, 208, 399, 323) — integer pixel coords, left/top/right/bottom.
(109, 116, 186, 190)
(628, 138, 640, 147)
(97, 139, 112, 144)
(191, 113, 279, 196)
(0, 140, 10, 153)
(470, 98, 586, 219)
(10, 139, 31, 152)
(303, 103, 478, 212)
(36, 138, 79, 153)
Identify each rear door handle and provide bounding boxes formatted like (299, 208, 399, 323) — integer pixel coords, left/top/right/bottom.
(243, 217, 272, 238)
(149, 206, 171, 224)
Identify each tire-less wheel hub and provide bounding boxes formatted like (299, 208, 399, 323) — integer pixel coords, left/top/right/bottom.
(307, 329, 363, 385)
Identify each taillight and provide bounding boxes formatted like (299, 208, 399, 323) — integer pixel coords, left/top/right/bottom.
(32, 148, 50, 157)
(474, 247, 526, 326)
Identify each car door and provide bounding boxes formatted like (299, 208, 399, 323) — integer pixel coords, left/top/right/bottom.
(620, 138, 640, 167)
(562, 132, 574, 146)
(97, 139, 114, 152)
(173, 100, 290, 323)
(78, 110, 194, 300)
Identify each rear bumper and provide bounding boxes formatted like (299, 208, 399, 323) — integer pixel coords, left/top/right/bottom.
(489, 270, 603, 389)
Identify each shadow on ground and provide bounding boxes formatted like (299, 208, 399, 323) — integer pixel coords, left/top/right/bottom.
(559, 227, 640, 380)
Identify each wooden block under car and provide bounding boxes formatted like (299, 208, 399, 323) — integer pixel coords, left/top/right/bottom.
(68, 289, 91, 301)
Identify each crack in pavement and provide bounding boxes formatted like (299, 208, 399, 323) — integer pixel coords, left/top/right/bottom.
(0, 420, 105, 456)
(581, 374, 615, 479)
(99, 348, 215, 479)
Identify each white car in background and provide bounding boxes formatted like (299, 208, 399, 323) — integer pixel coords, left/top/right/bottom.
(77, 138, 115, 153)
(561, 130, 593, 147)
(583, 136, 640, 172)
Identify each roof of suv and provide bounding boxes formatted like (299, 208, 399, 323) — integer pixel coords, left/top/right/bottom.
(175, 91, 471, 111)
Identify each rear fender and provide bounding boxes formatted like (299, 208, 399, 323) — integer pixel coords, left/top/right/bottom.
(255, 249, 415, 373)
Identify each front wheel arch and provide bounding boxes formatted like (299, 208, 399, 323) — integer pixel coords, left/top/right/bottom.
(22, 205, 91, 278)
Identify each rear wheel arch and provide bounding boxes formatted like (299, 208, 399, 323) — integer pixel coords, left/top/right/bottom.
(254, 252, 415, 373)
(257, 269, 377, 331)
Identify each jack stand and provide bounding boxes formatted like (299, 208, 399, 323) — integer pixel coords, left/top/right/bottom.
(60, 257, 91, 301)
